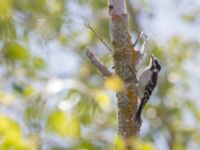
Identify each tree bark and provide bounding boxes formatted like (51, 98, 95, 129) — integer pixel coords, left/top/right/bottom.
(109, 0, 141, 149)
(86, 0, 143, 149)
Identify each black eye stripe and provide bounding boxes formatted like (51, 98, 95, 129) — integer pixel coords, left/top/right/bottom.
(151, 57, 161, 71)
(154, 60, 161, 66)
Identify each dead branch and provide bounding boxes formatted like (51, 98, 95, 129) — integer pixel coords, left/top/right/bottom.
(85, 48, 113, 77)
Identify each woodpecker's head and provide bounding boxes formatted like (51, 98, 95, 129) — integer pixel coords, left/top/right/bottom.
(150, 55, 161, 73)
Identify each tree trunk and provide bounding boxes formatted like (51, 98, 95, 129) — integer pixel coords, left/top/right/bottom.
(86, 0, 143, 149)
(109, 0, 141, 149)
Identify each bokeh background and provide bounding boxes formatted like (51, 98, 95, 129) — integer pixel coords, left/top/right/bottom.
(0, 0, 200, 150)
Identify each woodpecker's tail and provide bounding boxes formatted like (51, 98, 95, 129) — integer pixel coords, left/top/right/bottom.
(135, 105, 142, 122)
(135, 99, 146, 122)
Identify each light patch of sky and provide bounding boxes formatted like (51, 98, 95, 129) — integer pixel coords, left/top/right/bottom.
(140, 119, 150, 135)
(67, 0, 93, 22)
(183, 53, 200, 106)
(26, 1, 93, 79)
(154, 133, 170, 150)
(182, 109, 197, 128)
(41, 133, 70, 149)
(140, 0, 200, 42)
(187, 141, 200, 150)
(44, 78, 87, 113)
(30, 37, 80, 78)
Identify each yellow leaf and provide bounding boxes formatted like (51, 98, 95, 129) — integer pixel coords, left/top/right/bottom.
(104, 75, 124, 92)
(23, 85, 36, 97)
(173, 142, 184, 150)
(47, 0, 63, 13)
(4, 42, 29, 61)
(95, 90, 110, 109)
(114, 135, 126, 150)
(0, 0, 12, 18)
(140, 143, 155, 150)
(46, 111, 80, 138)
(0, 115, 32, 150)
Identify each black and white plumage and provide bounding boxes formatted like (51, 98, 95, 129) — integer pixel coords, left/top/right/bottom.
(135, 55, 161, 122)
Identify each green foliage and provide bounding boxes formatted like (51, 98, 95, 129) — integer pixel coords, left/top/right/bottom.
(32, 56, 45, 69)
(46, 110, 80, 137)
(0, 0, 199, 150)
(4, 42, 29, 61)
(0, 115, 32, 150)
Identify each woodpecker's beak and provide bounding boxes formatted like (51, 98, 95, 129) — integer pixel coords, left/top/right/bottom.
(150, 55, 154, 63)
(151, 55, 156, 66)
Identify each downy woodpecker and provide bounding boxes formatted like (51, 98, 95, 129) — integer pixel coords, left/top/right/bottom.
(135, 55, 161, 122)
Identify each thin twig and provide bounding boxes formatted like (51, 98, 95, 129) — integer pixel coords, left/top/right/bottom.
(85, 48, 113, 77)
(140, 33, 147, 54)
(133, 31, 147, 47)
(84, 21, 113, 52)
(133, 31, 143, 47)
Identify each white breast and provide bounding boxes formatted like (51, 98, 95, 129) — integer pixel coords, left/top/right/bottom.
(138, 67, 152, 99)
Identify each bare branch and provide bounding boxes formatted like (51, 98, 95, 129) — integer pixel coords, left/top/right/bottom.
(133, 31, 143, 47)
(84, 22, 113, 52)
(140, 33, 147, 54)
(85, 48, 113, 77)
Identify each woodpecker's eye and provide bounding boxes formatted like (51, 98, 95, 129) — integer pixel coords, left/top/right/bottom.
(153, 60, 161, 71)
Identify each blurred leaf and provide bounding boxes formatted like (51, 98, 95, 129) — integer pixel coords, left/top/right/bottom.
(0, 0, 12, 17)
(79, 140, 96, 150)
(32, 56, 45, 69)
(182, 13, 197, 23)
(13, 83, 36, 97)
(4, 42, 29, 61)
(75, 96, 99, 125)
(95, 90, 110, 109)
(91, 1, 107, 9)
(0, 91, 15, 105)
(24, 96, 45, 128)
(46, 110, 80, 137)
(58, 34, 69, 44)
(13, 82, 24, 93)
(104, 75, 124, 92)
(23, 84, 36, 96)
(172, 141, 184, 150)
(141, 144, 155, 150)
(140, 143, 155, 150)
(134, 140, 156, 150)
(114, 135, 126, 150)
(14, 0, 46, 13)
(0, 19, 16, 40)
(71, 138, 97, 150)
(0, 115, 31, 150)
(151, 43, 164, 59)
